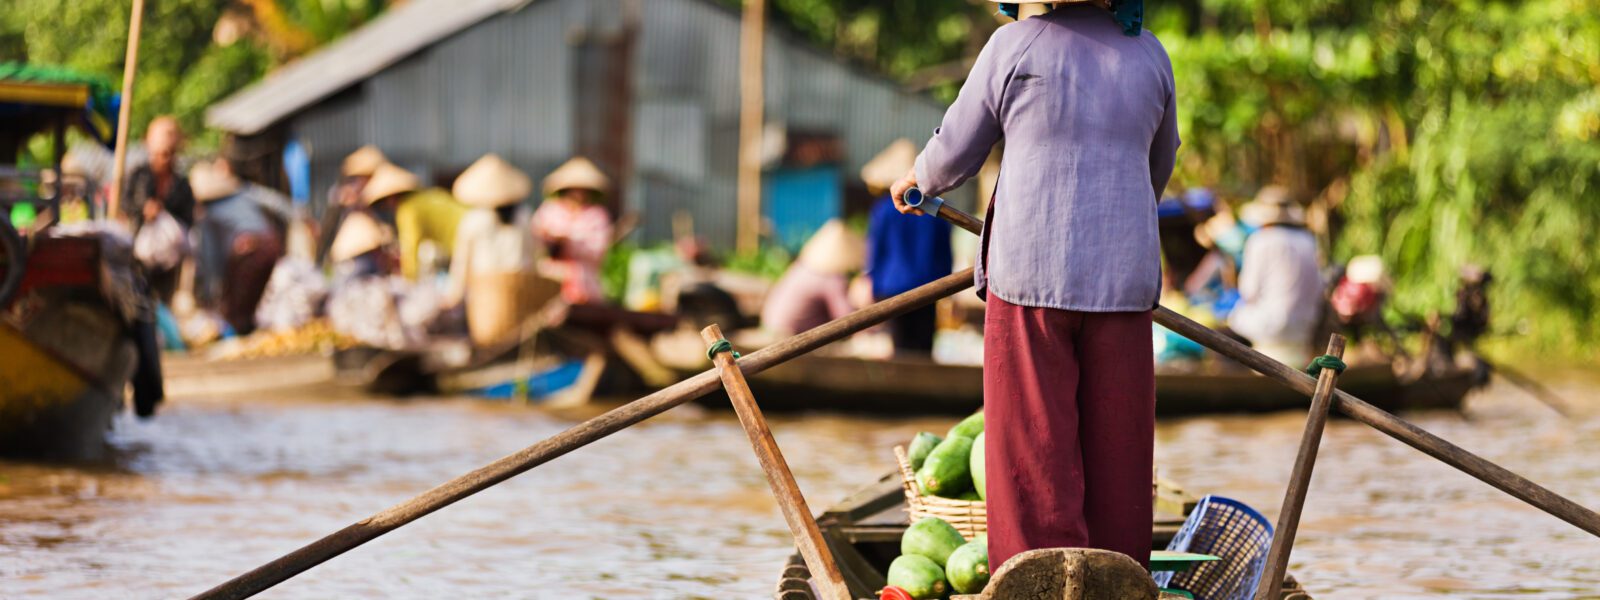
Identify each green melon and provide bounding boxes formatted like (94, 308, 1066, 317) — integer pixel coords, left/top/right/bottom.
(886, 554, 948, 599)
(902, 517, 967, 565)
(946, 540, 990, 594)
(947, 411, 984, 439)
(916, 435, 974, 498)
(907, 432, 943, 471)
(970, 431, 986, 501)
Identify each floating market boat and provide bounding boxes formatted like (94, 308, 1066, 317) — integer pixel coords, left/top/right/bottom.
(0, 63, 155, 458)
(163, 352, 338, 399)
(682, 352, 1479, 416)
(772, 473, 1315, 599)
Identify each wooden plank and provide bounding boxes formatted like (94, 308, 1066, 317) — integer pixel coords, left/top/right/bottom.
(701, 324, 849, 600)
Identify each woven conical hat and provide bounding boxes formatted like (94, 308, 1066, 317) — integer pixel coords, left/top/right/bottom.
(1240, 185, 1305, 226)
(542, 157, 611, 197)
(453, 154, 532, 207)
(190, 161, 241, 203)
(342, 145, 387, 177)
(796, 220, 865, 275)
(860, 139, 917, 191)
(329, 211, 391, 262)
(362, 163, 421, 205)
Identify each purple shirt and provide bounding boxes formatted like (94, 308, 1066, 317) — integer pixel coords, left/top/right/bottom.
(914, 5, 1180, 312)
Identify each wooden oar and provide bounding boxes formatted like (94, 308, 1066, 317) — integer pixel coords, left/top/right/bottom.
(105, 0, 146, 222)
(1254, 334, 1345, 600)
(905, 189, 1600, 538)
(1481, 354, 1575, 418)
(189, 268, 976, 600)
(701, 325, 850, 600)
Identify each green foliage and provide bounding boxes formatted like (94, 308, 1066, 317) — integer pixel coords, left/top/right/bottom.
(723, 243, 793, 280)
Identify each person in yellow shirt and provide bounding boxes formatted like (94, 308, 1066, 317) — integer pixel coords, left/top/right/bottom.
(362, 163, 469, 281)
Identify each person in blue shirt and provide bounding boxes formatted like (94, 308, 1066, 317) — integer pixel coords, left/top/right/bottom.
(863, 139, 952, 355)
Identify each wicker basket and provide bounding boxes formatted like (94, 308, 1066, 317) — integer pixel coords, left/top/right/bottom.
(895, 445, 987, 539)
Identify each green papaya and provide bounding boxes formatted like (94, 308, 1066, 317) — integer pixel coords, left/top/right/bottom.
(886, 554, 948, 600)
(916, 435, 973, 498)
(956, 489, 981, 501)
(908, 432, 943, 471)
(902, 517, 967, 565)
(946, 540, 990, 594)
(970, 431, 986, 501)
(947, 411, 984, 439)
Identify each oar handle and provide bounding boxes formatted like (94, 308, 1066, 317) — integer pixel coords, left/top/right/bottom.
(903, 187, 984, 236)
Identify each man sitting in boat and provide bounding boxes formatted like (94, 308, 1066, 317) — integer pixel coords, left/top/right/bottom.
(864, 139, 952, 357)
(326, 211, 429, 350)
(761, 220, 863, 337)
(532, 157, 614, 305)
(890, 0, 1177, 571)
(361, 162, 467, 282)
(191, 160, 283, 337)
(317, 145, 386, 265)
(1226, 185, 1324, 365)
(447, 154, 559, 348)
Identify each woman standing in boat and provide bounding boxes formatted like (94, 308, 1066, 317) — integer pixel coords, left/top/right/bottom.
(892, 0, 1179, 570)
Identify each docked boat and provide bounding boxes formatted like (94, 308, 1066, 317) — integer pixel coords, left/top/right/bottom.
(772, 473, 1315, 599)
(682, 352, 1478, 416)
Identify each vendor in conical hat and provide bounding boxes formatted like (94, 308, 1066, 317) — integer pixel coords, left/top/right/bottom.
(760, 220, 864, 337)
(886, 0, 1174, 570)
(531, 157, 615, 304)
(361, 163, 467, 281)
(862, 139, 951, 355)
(191, 159, 283, 336)
(325, 211, 428, 350)
(1227, 185, 1323, 365)
(318, 145, 389, 264)
(446, 154, 558, 347)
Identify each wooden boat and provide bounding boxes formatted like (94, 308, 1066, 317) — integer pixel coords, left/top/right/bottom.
(686, 353, 1479, 416)
(772, 473, 1314, 599)
(163, 352, 337, 399)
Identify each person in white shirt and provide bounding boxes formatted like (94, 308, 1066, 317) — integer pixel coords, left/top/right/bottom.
(446, 154, 558, 347)
(1226, 185, 1325, 365)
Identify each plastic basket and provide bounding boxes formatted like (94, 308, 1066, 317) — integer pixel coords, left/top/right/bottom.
(1152, 495, 1274, 600)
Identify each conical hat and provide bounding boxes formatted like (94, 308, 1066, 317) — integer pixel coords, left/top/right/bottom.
(796, 220, 865, 275)
(860, 139, 917, 191)
(342, 145, 387, 177)
(190, 161, 241, 203)
(1344, 255, 1387, 285)
(453, 154, 532, 207)
(362, 163, 421, 205)
(329, 211, 391, 262)
(542, 156, 611, 197)
(1240, 185, 1305, 226)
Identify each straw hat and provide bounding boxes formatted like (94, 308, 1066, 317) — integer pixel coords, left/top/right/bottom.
(1344, 255, 1387, 285)
(361, 163, 421, 205)
(329, 211, 392, 262)
(541, 157, 611, 198)
(453, 153, 532, 207)
(1240, 185, 1305, 226)
(860, 139, 917, 192)
(342, 145, 387, 177)
(190, 161, 241, 203)
(796, 220, 865, 275)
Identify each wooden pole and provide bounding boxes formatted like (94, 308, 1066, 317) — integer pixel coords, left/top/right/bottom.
(1254, 335, 1345, 600)
(916, 198, 1600, 538)
(701, 325, 850, 600)
(106, 0, 147, 223)
(735, 0, 766, 255)
(188, 268, 976, 600)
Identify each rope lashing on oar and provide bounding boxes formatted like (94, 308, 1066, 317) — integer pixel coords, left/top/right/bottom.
(1305, 354, 1347, 376)
(706, 338, 741, 361)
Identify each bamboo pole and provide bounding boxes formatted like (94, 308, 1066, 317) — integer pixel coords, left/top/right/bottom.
(701, 325, 850, 600)
(189, 268, 977, 600)
(1254, 335, 1345, 600)
(106, 0, 147, 223)
(912, 192, 1600, 538)
(735, 0, 766, 254)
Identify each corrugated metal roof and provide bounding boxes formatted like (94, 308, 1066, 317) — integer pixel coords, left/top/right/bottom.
(205, 0, 534, 135)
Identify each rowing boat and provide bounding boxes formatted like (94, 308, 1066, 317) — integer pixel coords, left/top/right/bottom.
(772, 473, 1315, 599)
(685, 353, 1478, 416)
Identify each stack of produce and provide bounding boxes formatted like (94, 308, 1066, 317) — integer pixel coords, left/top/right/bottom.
(910, 411, 986, 501)
(208, 319, 356, 360)
(883, 517, 991, 598)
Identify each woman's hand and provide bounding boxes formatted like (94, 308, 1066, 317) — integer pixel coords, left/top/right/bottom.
(890, 169, 925, 216)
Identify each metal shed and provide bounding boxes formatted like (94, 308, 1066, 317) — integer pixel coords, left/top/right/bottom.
(207, 0, 970, 250)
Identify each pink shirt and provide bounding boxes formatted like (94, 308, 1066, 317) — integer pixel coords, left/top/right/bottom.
(531, 201, 612, 303)
(761, 265, 855, 336)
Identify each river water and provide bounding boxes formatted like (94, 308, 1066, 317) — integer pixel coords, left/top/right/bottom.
(1, 373, 1596, 599)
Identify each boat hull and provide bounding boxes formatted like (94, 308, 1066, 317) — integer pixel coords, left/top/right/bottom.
(0, 321, 132, 459)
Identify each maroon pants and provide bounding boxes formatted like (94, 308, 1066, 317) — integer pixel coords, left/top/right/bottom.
(223, 233, 282, 336)
(983, 293, 1156, 571)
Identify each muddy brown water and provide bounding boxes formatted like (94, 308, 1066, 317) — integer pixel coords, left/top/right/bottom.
(1, 375, 1596, 599)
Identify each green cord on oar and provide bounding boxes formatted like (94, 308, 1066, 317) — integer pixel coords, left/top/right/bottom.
(706, 338, 741, 361)
(1305, 354, 1347, 376)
